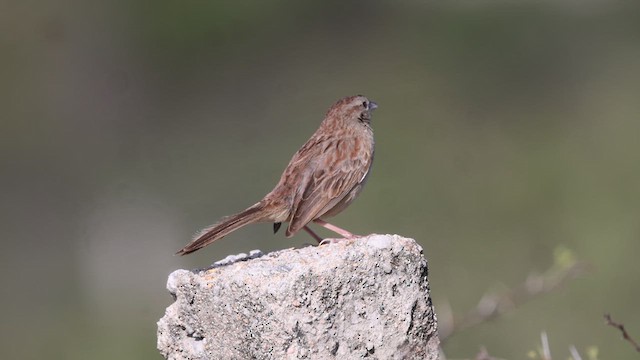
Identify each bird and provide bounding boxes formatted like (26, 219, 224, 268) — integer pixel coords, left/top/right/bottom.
(177, 95, 377, 255)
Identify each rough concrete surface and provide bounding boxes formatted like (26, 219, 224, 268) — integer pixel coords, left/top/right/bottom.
(157, 234, 439, 359)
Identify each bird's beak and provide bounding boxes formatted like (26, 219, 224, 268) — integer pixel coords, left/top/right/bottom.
(368, 101, 378, 111)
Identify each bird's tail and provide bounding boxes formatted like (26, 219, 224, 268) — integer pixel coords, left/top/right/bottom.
(176, 202, 269, 255)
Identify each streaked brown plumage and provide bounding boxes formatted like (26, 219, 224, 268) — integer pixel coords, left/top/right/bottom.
(177, 95, 377, 255)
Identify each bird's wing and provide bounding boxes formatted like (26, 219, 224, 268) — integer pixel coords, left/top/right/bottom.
(286, 137, 370, 236)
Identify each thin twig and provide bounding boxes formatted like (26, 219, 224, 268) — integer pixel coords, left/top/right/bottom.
(604, 313, 640, 353)
(439, 259, 590, 341)
(540, 331, 551, 360)
(569, 345, 582, 360)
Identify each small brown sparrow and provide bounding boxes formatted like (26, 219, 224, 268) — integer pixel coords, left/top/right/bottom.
(177, 95, 377, 255)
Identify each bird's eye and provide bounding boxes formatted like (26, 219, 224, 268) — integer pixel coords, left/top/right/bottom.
(362, 101, 368, 109)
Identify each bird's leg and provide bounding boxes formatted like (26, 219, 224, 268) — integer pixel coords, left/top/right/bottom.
(303, 225, 324, 243)
(312, 219, 358, 238)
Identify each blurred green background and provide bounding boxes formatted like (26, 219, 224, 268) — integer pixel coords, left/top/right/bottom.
(2, 1, 639, 359)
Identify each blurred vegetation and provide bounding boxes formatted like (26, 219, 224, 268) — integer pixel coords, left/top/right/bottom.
(2, 1, 639, 359)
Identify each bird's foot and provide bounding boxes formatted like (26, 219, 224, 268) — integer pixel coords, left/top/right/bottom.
(318, 238, 344, 246)
(318, 235, 361, 246)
